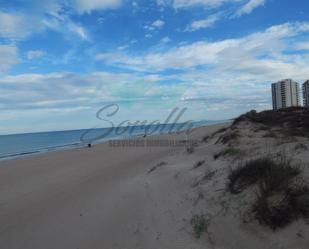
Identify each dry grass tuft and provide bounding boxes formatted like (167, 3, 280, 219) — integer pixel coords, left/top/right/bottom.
(233, 107, 309, 137)
(228, 155, 309, 229)
(228, 156, 301, 194)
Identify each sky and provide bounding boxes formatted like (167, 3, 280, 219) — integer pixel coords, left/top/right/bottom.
(0, 0, 309, 134)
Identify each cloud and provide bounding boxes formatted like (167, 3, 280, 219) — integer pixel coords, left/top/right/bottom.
(0, 44, 19, 72)
(0, 10, 88, 41)
(160, 37, 172, 43)
(4, 23, 309, 132)
(95, 22, 309, 81)
(143, 20, 165, 39)
(185, 14, 220, 31)
(69, 0, 123, 14)
(234, 0, 266, 17)
(67, 22, 89, 40)
(157, 0, 168, 6)
(0, 67, 274, 134)
(0, 71, 187, 114)
(117, 45, 129, 51)
(27, 50, 46, 60)
(158, 0, 240, 9)
(0, 12, 44, 40)
(42, 11, 89, 40)
(295, 42, 309, 50)
(0, 72, 119, 111)
(144, 19, 165, 31)
(152, 19, 165, 28)
(0, 70, 192, 134)
(0, 0, 123, 41)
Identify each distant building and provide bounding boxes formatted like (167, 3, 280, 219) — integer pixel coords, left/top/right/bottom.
(303, 80, 309, 107)
(271, 79, 300, 110)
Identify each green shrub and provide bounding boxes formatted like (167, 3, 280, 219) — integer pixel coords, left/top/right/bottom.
(191, 214, 208, 238)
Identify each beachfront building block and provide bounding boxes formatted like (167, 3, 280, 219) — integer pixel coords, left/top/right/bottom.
(271, 79, 301, 110)
(303, 80, 309, 107)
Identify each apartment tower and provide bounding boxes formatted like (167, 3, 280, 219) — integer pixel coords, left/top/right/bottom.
(271, 79, 300, 110)
(303, 80, 309, 107)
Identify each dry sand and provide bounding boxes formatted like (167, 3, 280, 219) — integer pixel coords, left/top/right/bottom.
(0, 122, 308, 249)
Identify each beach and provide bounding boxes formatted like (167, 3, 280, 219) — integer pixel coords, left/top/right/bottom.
(1, 117, 309, 249)
(0, 123, 224, 249)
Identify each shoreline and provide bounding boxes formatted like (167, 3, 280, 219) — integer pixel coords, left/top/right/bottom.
(0, 121, 227, 162)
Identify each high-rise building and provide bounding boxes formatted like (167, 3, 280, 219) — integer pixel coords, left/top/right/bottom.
(271, 79, 300, 110)
(303, 80, 309, 107)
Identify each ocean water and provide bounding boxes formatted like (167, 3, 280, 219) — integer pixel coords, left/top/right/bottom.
(0, 121, 223, 161)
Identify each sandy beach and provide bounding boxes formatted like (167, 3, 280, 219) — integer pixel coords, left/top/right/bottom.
(0, 124, 224, 249)
(1, 117, 309, 249)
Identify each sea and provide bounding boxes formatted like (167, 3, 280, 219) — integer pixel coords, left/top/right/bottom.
(0, 120, 224, 161)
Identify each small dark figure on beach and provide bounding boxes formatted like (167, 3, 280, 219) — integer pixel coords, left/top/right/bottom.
(88, 143, 92, 148)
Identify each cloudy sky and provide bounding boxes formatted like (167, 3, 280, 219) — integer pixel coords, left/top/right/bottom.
(0, 0, 309, 134)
